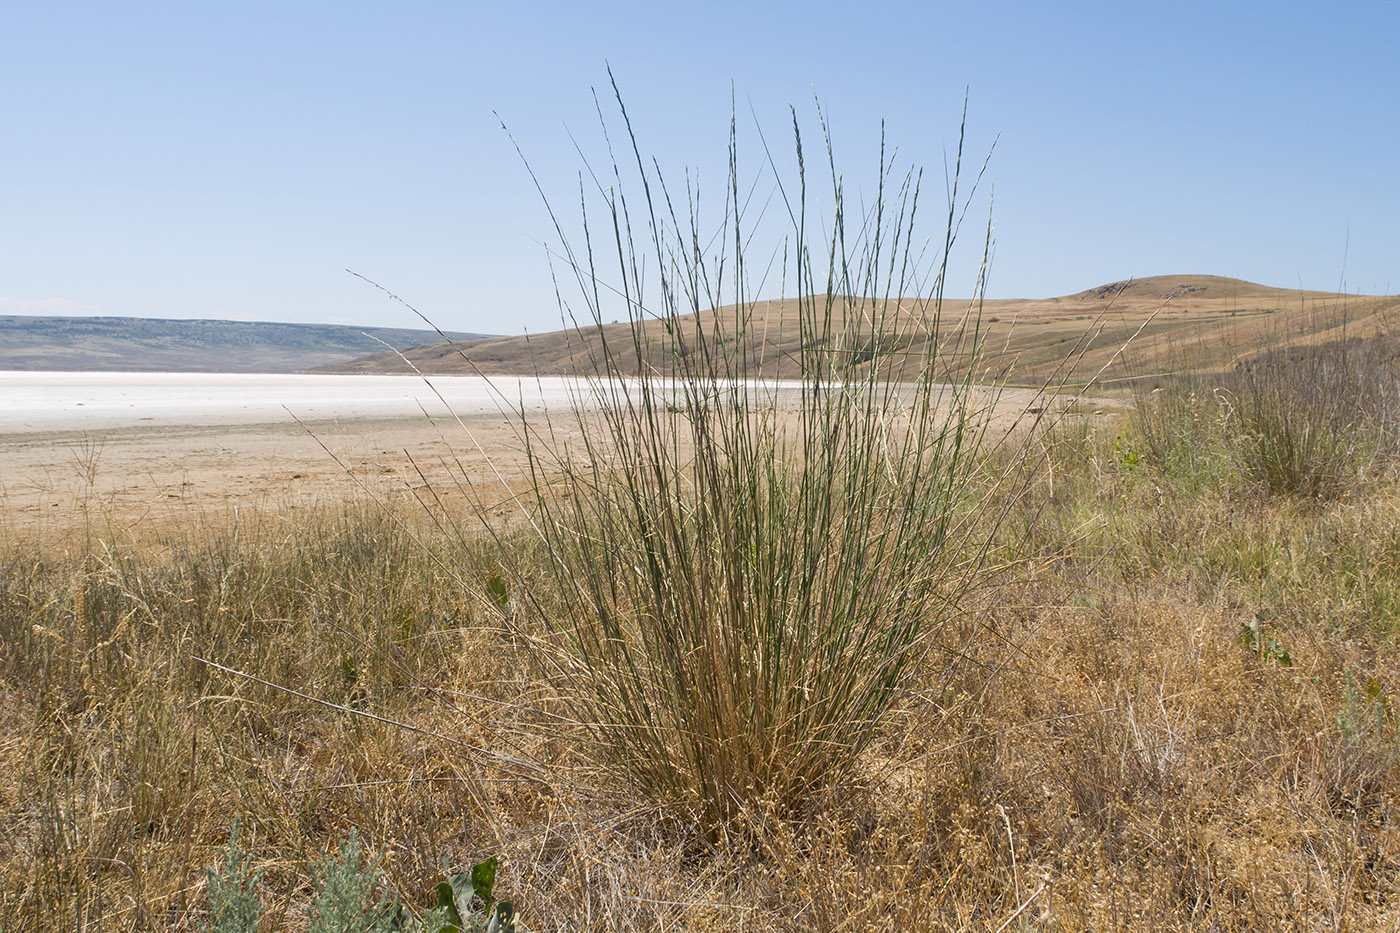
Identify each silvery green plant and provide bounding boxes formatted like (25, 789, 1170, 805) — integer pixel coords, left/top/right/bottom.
(307, 831, 397, 933)
(202, 821, 262, 933)
(201, 824, 516, 932)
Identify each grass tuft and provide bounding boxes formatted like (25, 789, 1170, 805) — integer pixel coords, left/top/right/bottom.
(1132, 326, 1400, 499)
(484, 81, 1022, 838)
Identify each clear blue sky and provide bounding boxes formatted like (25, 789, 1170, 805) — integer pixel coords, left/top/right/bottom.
(3, 1, 1396, 334)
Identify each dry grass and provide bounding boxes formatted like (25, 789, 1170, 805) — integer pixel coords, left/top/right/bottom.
(4, 366, 1400, 929)
(0, 508, 512, 929)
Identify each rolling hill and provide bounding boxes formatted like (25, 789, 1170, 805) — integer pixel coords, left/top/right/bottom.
(0, 315, 492, 373)
(321, 274, 1400, 388)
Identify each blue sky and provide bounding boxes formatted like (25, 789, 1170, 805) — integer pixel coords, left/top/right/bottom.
(2, 1, 1396, 334)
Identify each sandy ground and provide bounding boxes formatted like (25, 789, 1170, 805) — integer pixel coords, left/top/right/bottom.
(0, 414, 545, 545)
(0, 381, 1107, 548)
(0, 372, 604, 544)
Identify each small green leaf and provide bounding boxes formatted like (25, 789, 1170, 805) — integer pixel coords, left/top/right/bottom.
(486, 901, 517, 933)
(1265, 638, 1292, 666)
(433, 881, 463, 931)
(470, 856, 498, 905)
(486, 575, 509, 609)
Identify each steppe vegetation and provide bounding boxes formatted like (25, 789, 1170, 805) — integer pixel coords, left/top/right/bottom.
(3, 94, 1399, 930)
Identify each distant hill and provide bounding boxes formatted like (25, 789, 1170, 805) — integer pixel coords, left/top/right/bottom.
(322, 274, 1400, 387)
(0, 315, 493, 373)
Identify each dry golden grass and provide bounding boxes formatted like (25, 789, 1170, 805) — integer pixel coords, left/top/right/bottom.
(4, 388, 1400, 929)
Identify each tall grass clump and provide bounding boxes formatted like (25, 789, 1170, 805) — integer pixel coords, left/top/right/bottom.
(1129, 376, 1234, 492)
(1235, 330, 1400, 496)
(1131, 326, 1400, 498)
(489, 84, 1020, 837)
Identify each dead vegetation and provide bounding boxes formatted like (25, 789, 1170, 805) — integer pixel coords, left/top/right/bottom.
(5, 387, 1400, 929)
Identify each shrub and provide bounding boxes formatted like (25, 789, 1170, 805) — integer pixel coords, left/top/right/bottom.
(307, 832, 396, 933)
(1332, 672, 1400, 807)
(1130, 381, 1235, 491)
(200, 827, 515, 933)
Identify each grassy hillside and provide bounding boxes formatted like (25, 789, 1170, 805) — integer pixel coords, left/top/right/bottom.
(0, 315, 491, 373)
(324, 273, 1400, 388)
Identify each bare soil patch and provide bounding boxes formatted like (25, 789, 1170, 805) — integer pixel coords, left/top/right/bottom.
(0, 415, 536, 545)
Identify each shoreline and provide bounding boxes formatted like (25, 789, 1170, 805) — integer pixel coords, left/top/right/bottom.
(0, 372, 1100, 541)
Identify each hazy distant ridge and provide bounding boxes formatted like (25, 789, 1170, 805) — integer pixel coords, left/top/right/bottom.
(0, 315, 492, 373)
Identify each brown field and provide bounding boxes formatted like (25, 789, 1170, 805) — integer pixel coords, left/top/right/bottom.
(4, 277, 1400, 931)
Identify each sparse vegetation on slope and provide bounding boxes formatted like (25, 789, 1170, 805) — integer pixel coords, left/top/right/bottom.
(325, 273, 1400, 388)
